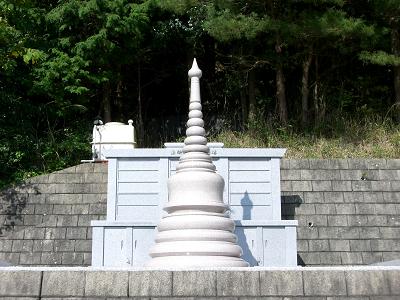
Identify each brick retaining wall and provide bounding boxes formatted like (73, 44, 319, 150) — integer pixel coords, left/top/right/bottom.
(0, 159, 399, 266)
(0, 267, 399, 298)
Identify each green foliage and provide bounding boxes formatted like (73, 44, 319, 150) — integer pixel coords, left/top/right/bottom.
(204, 9, 270, 42)
(360, 50, 400, 66)
(1, 0, 400, 188)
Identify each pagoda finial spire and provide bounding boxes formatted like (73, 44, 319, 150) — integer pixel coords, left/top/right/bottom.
(146, 59, 248, 268)
(177, 58, 213, 172)
(188, 58, 202, 78)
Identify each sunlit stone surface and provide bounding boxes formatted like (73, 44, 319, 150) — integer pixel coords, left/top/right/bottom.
(146, 59, 248, 267)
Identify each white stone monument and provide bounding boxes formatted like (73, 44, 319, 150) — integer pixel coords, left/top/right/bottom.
(91, 120, 136, 160)
(146, 59, 249, 267)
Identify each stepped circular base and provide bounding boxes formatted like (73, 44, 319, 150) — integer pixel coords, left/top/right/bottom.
(150, 241, 243, 257)
(146, 255, 249, 268)
(158, 214, 235, 232)
(155, 229, 237, 243)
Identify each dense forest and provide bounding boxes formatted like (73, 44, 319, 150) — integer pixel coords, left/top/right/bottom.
(1, 0, 399, 187)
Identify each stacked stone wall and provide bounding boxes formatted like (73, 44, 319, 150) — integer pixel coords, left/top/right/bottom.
(281, 159, 400, 266)
(0, 163, 107, 266)
(0, 159, 399, 266)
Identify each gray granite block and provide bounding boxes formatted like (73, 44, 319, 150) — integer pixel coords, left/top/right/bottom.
(72, 205, 90, 215)
(173, 271, 216, 296)
(281, 169, 301, 180)
(319, 252, 342, 265)
(383, 192, 400, 202)
(292, 181, 313, 192)
(323, 191, 344, 203)
(342, 191, 364, 203)
(315, 204, 336, 214)
(19, 252, 41, 264)
(52, 204, 72, 214)
(354, 203, 376, 215)
(47, 193, 83, 204)
(62, 252, 84, 265)
(12, 240, 33, 252)
(349, 240, 371, 252)
(0, 271, 41, 296)
(33, 240, 54, 252)
(40, 215, 58, 227)
(359, 227, 381, 239)
(260, 270, 303, 296)
(66, 227, 87, 239)
(371, 181, 392, 192)
(23, 228, 45, 240)
(299, 252, 321, 265)
(217, 271, 259, 296)
(45, 228, 67, 239)
(297, 227, 318, 239)
(340, 252, 363, 265)
(346, 270, 391, 296)
(309, 240, 329, 252)
(332, 181, 352, 191)
(329, 240, 350, 252)
(379, 227, 400, 239)
(312, 180, 332, 192)
(42, 270, 85, 296)
(129, 271, 172, 297)
(289, 159, 310, 169)
(303, 270, 346, 296)
(280, 159, 290, 169)
(375, 204, 398, 215)
(40, 252, 62, 265)
(56, 215, 79, 227)
(305, 215, 328, 227)
(34, 204, 53, 215)
(85, 271, 128, 297)
(54, 183, 75, 193)
(295, 204, 316, 215)
(0, 240, 12, 251)
(75, 240, 92, 252)
(327, 215, 348, 226)
(361, 252, 383, 264)
(280, 180, 292, 192)
(303, 192, 324, 203)
(371, 240, 400, 251)
(347, 215, 368, 227)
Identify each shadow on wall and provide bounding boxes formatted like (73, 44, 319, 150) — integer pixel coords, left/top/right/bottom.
(281, 194, 305, 266)
(0, 183, 38, 236)
(237, 191, 258, 266)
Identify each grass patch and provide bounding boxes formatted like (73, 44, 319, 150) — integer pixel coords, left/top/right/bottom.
(210, 116, 400, 158)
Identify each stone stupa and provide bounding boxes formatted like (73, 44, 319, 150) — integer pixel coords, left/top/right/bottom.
(146, 59, 249, 267)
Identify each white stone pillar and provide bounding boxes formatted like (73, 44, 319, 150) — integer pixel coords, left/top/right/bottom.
(146, 59, 248, 267)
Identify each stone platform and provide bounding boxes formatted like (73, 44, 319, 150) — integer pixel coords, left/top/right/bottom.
(0, 266, 399, 299)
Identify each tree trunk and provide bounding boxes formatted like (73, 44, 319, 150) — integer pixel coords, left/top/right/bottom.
(137, 62, 144, 146)
(115, 79, 124, 121)
(391, 27, 400, 121)
(313, 56, 325, 125)
(276, 66, 288, 124)
(275, 35, 288, 124)
(301, 50, 313, 127)
(102, 81, 112, 123)
(240, 88, 248, 126)
(248, 69, 256, 123)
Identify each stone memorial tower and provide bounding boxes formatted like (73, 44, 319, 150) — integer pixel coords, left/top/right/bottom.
(147, 59, 248, 267)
